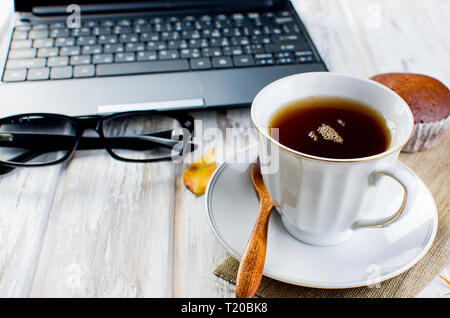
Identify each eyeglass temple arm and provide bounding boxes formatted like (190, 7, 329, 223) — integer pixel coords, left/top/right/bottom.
(0, 149, 44, 175)
(0, 130, 185, 151)
(0, 130, 195, 173)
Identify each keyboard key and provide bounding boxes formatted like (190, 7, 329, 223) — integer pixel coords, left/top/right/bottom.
(81, 45, 101, 55)
(37, 47, 59, 57)
(99, 35, 118, 44)
(47, 56, 69, 67)
(150, 17, 163, 24)
(201, 47, 222, 57)
(136, 51, 157, 61)
(119, 33, 139, 43)
(93, 54, 114, 64)
(55, 37, 76, 47)
(92, 27, 112, 36)
(96, 60, 189, 76)
(158, 50, 179, 60)
(274, 52, 293, 59)
(83, 21, 98, 28)
(254, 53, 273, 59)
(243, 44, 264, 54)
(248, 12, 260, 19)
(60, 46, 81, 56)
(77, 36, 97, 45)
(296, 55, 315, 63)
(12, 30, 28, 40)
(189, 38, 208, 48)
(73, 65, 95, 78)
(168, 40, 188, 49)
(101, 20, 115, 27)
(211, 56, 233, 68)
(233, 55, 255, 67)
(50, 66, 73, 79)
(70, 55, 92, 65)
(209, 38, 228, 47)
(15, 24, 31, 32)
(113, 26, 132, 34)
(9, 48, 36, 59)
(210, 29, 221, 38)
(71, 28, 91, 37)
(125, 43, 145, 52)
(160, 31, 179, 41)
(294, 50, 313, 57)
(3, 69, 27, 82)
(118, 19, 131, 26)
(269, 26, 282, 35)
(50, 28, 70, 38)
(137, 25, 154, 34)
(180, 48, 201, 58)
(34, 38, 54, 48)
(134, 18, 148, 25)
(139, 32, 152, 42)
(255, 57, 274, 65)
(272, 34, 301, 42)
(222, 46, 243, 56)
(27, 67, 50, 80)
(274, 17, 294, 24)
(10, 40, 32, 49)
(182, 30, 197, 39)
(146, 41, 167, 50)
(115, 52, 136, 62)
(190, 58, 211, 70)
(143, 33, 160, 41)
(104, 44, 124, 53)
(232, 13, 245, 20)
(230, 36, 249, 46)
(264, 42, 309, 53)
(29, 29, 49, 39)
(276, 57, 294, 64)
(6, 58, 46, 69)
(277, 10, 291, 17)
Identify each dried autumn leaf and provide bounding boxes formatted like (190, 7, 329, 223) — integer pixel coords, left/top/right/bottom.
(183, 147, 217, 196)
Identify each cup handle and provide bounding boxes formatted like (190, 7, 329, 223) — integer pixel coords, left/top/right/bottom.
(352, 161, 418, 230)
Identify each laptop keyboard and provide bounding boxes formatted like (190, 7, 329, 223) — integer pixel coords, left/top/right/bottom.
(2, 10, 317, 82)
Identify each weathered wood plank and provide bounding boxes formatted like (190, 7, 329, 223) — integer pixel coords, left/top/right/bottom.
(29, 152, 176, 297)
(0, 166, 62, 297)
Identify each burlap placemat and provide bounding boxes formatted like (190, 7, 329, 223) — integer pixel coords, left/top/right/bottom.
(213, 131, 450, 298)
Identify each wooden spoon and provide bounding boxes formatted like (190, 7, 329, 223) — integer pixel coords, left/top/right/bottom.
(235, 159, 274, 298)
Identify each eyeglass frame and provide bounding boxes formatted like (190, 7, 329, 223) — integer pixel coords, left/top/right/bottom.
(0, 110, 195, 171)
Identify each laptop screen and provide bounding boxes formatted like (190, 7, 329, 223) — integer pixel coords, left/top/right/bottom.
(14, 1, 268, 12)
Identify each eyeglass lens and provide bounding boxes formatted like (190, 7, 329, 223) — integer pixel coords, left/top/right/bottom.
(0, 115, 77, 165)
(102, 113, 184, 161)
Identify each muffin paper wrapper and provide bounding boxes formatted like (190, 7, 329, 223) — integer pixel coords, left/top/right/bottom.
(402, 116, 450, 152)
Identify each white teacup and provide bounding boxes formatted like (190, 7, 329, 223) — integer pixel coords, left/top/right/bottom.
(251, 72, 418, 246)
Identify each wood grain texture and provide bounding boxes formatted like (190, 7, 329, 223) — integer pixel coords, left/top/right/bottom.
(172, 108, 253, 298)
(0, 0, 448, 297)
(29, 153, 176, 297)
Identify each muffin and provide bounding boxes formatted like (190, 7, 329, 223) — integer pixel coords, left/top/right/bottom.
(371, 73, 450, 152)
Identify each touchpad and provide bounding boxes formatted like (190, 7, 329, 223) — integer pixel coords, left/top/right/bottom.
(96, 73, 204, 113)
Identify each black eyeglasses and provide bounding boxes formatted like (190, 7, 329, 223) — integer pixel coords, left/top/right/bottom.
(0, 111, 194, 175)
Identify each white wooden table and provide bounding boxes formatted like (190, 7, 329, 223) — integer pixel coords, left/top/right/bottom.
(0, 0, 448, 297)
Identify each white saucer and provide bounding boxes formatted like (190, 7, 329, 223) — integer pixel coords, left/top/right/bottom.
(205, 156, 438, 289)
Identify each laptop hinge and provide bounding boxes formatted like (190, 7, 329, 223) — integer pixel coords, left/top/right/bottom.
(31, 1, 280, 16)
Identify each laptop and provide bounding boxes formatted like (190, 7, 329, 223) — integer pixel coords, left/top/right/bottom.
(0, 0, 327, 118)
